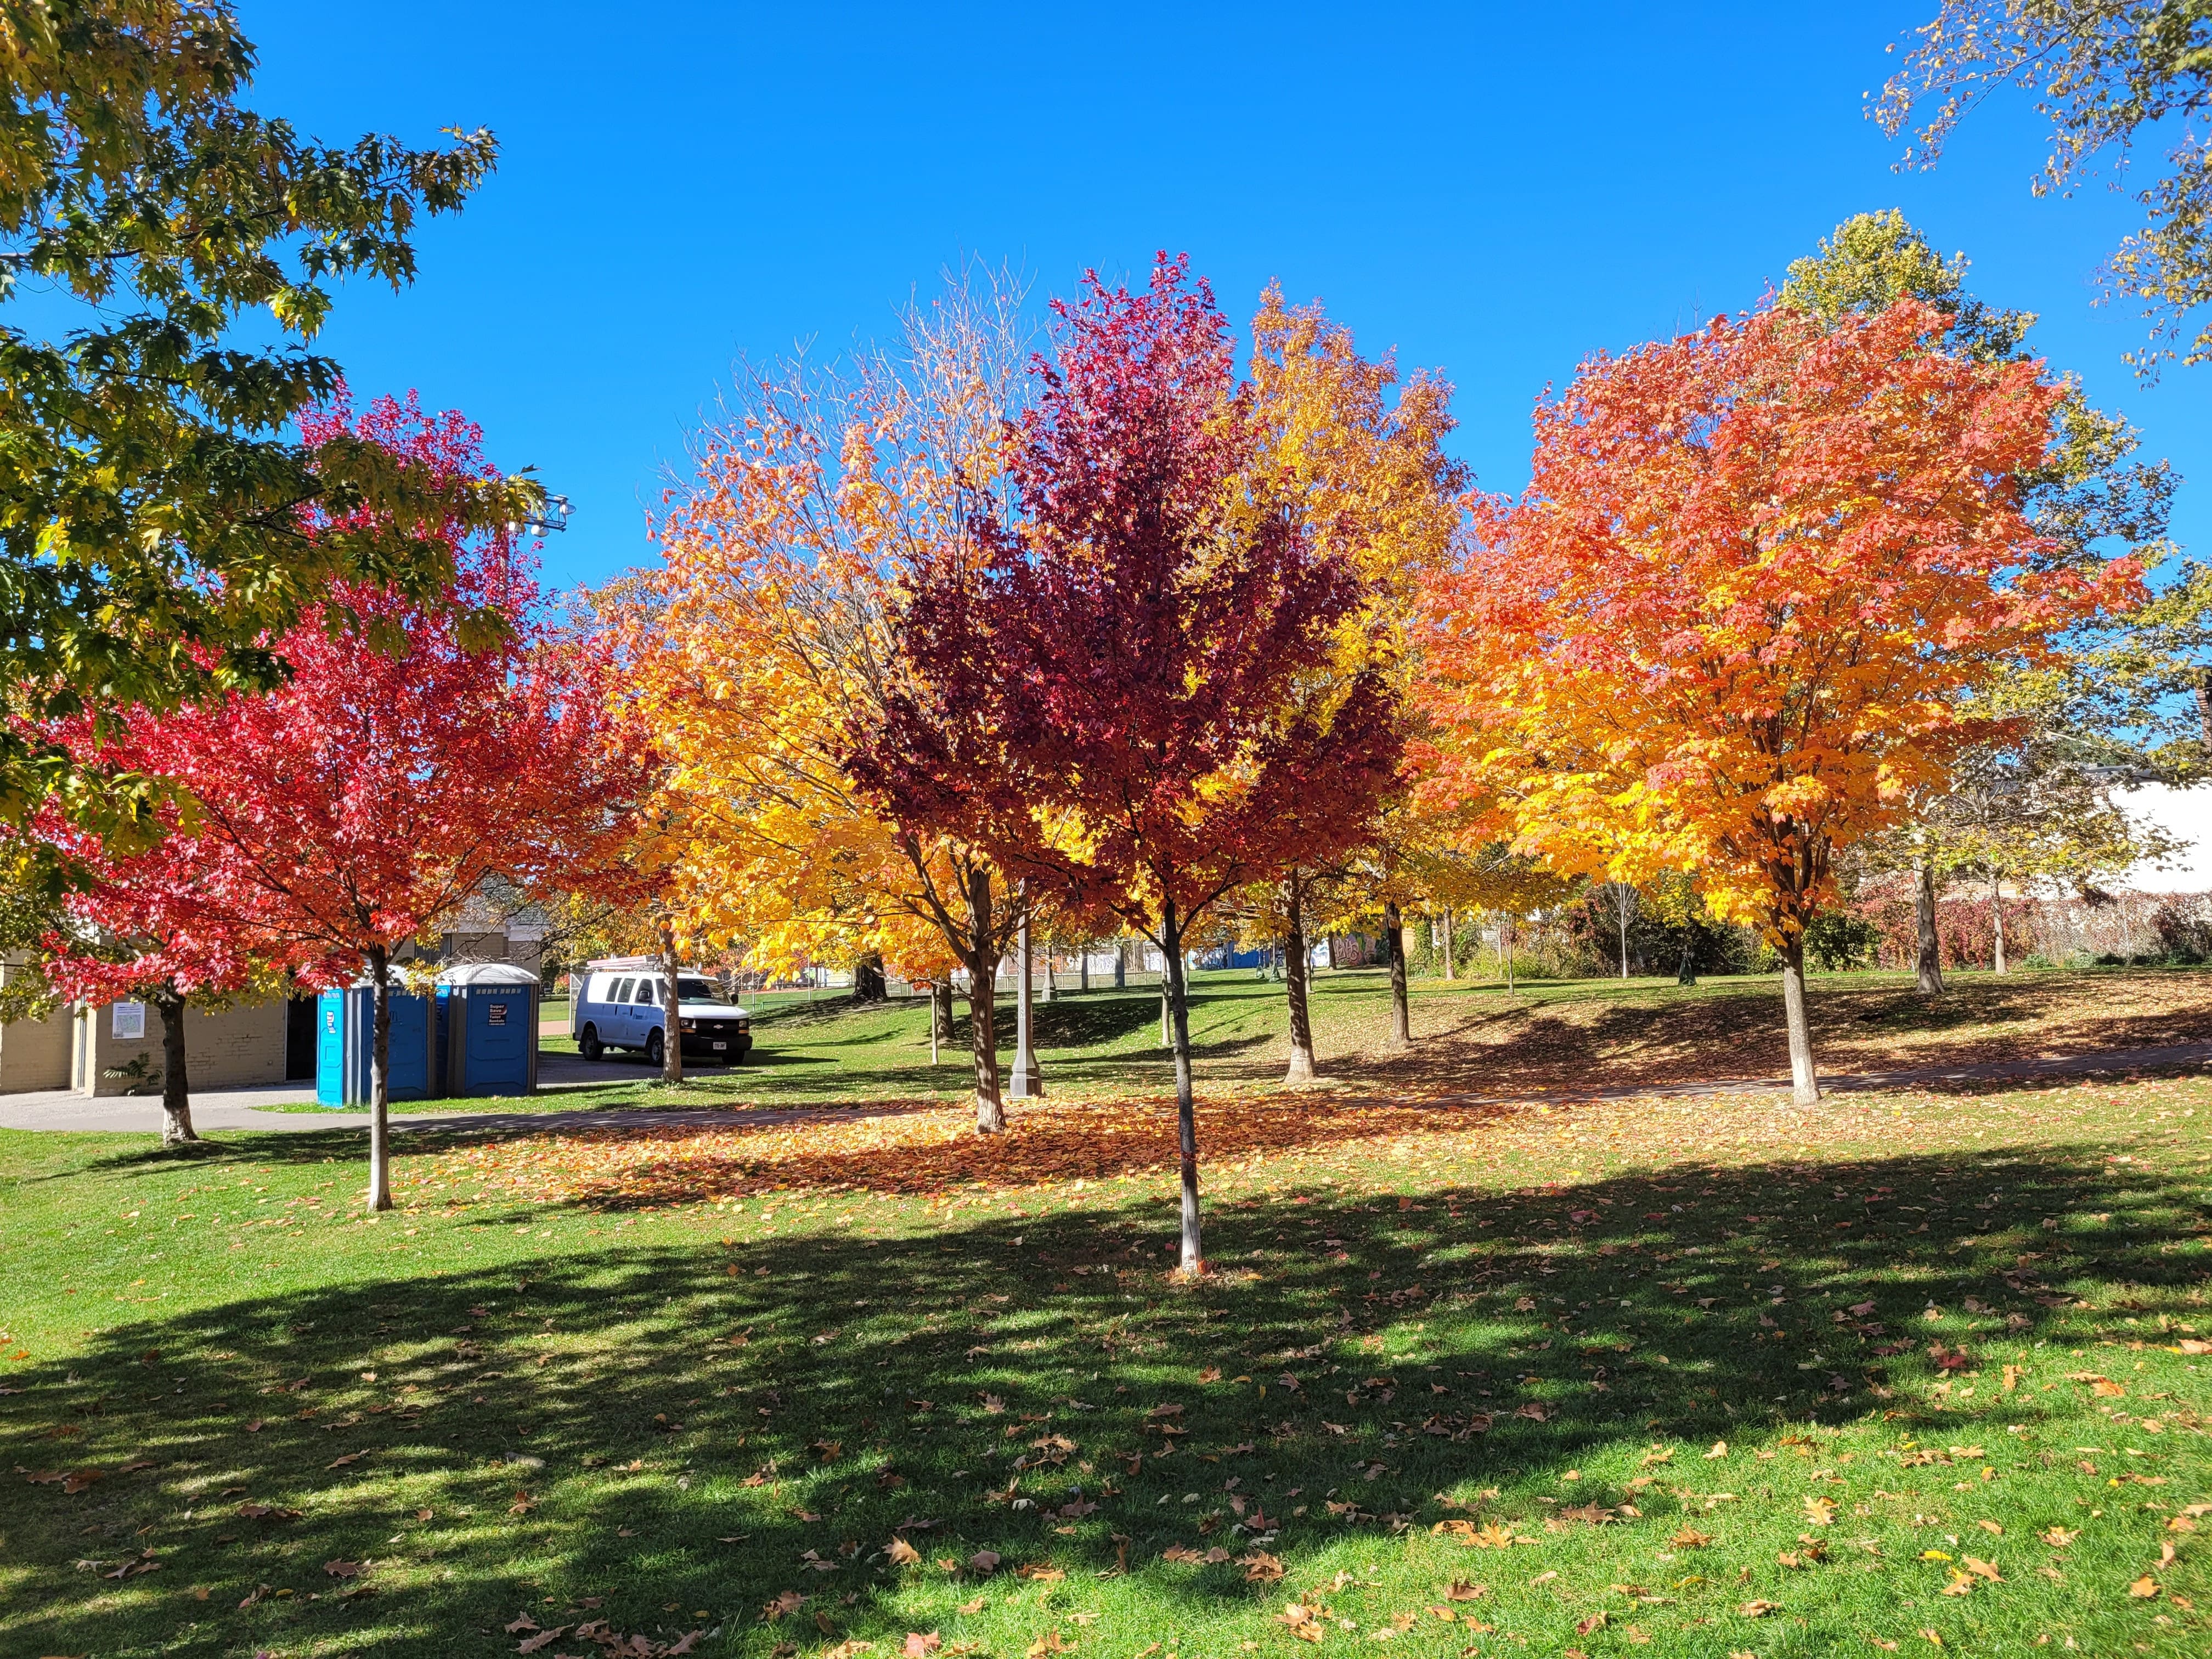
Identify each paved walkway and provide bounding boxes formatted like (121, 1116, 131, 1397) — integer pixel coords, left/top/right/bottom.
(0, 1053, 749, 1137)
(0, 1039, 2205, 1142)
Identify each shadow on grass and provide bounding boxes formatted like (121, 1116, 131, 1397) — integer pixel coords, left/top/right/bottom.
(3, 1140, 2203, 1657)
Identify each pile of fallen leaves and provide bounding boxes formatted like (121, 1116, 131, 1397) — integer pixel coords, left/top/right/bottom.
(405, 1096, 1491, 1207)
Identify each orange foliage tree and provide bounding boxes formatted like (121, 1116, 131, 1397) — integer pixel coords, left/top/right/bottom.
(1418, 299, 2137, 1102)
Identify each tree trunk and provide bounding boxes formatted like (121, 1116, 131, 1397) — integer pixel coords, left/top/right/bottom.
(1618, 896, 1632, 979)
(1778, 930, 1821, 1105)
(853, 952, 887, 1001)
(659, 918, 685, 1085)
(928, 980, 940, 1066)
(2197, 667, 2212, 745)
(1009, 890, 1042, 1097)
(1383, 899, 1411, 1051)
(1442, 907, 1455, 981)
(1503, 924, 1516, 994)
(1915, 861, 1946, 994)
(1079, 947, 1090, 994)
(1990, 864, 2007, 974)
(965, 866, 1005, 1132)
(1283, 876, 1316, 1084)
(154, 986, 197, 1146)
(1114, 940, 1126, 990)
(1159, 895, 1204, 1274)
(1676, 926, 1697, 986)
(366, 946, 394, 1211)
(1039, 944, 1055, 1003)
(1160, 978, 1170, 1048)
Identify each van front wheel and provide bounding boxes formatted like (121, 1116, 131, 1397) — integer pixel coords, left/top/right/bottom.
(579, 1025, 603, 1060)
(645, 1029, 665, 1070)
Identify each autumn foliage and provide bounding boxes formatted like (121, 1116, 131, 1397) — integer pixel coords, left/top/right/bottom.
(1417, 299, 2138, 1098)
(95, 393, 640, 1201)
(852, 256, 1403, 1268)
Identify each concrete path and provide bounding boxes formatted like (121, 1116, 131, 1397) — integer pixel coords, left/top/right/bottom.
(0, 1052, 749, 1137)
(0, 1040, 2205, 1142)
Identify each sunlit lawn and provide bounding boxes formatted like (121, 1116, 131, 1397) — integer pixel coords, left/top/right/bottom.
(252, 962, 2212, 1119)
(3, 1063, 2208, 1657)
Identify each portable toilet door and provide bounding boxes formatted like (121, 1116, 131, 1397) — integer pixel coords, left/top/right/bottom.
(330, 981, 435, 1104)
(314, 989, 347, 1105)
(436, 963, 539, 1098)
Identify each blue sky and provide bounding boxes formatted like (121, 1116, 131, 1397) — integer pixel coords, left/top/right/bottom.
(243, 1, 2212, 595)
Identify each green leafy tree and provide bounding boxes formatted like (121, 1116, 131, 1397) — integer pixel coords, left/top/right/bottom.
(1877, 1, 2212, 374)
(0, 0, 529, 834)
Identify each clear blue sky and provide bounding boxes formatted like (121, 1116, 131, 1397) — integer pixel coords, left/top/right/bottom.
(245, 0, 2212, 594)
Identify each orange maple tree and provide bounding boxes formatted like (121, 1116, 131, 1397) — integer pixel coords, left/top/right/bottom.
(1417, 298, 2137, 1102)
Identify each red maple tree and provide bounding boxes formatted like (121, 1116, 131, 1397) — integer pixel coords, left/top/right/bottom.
(39, 804, 273, 1145)
(111, 393, 640, 1205)
(852, 256, 1400, 1271)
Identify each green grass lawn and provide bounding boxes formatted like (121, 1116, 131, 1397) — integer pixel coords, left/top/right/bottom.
(269, 962, 2212, 1118)
(3, 1065, 2208, 1657)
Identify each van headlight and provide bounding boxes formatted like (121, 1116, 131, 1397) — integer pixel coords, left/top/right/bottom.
(680, 1018, 696, 1032)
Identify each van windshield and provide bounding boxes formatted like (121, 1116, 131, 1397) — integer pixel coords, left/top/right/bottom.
(676, 978, 728, 1004)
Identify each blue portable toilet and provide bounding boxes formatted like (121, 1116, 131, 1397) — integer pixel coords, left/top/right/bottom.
(435, 963, 539, 1098)
(314, 980, 436, 1105)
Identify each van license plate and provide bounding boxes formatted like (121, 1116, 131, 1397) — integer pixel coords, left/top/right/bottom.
(712, 1041, 727, 1050)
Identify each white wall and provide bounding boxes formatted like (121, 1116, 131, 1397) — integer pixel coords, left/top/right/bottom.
(2119, 783, 2212, 892)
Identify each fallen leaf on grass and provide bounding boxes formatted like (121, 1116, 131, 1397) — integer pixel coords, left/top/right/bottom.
(904, 1635, 942, 1658)
(516, 1627, 569, 1654)
(1015, 1565, 1065, 1582)
(1670, 1527, 1713, 1549)
(1025, 1634, 1073, 1657)
(968, 1550, 1001, 1575)
(323, 1559, 365, 1578)
(956, 1597, 985, 1615)
(2041, 1528, 2078, 1546)
(1802, 1497, 1836, 1527)
(1279, 1604, 1324, 1644)
(1238, 1551, 1284, 1582)
(2130, 1576, 2160, 1599)
(1704, 1442, 1728, 1459)
(1574, 1612, 1608, 1635)
(887, 1537, 922, 1566)
(325, 1449, 368, 1469)
(1737, 1600, 1778, 1617)
(1963, 1558, 2001, 1582)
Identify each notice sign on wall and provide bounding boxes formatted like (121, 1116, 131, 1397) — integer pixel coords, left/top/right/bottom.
(112, 1002, 146, 1041)
(486, 1002, 507, 1027)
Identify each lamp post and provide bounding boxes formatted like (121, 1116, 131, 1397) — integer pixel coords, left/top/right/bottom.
(1008, 883, 1043, 1097)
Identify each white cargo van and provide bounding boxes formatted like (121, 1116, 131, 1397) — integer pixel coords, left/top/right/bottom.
(569, 958, 752, 1066)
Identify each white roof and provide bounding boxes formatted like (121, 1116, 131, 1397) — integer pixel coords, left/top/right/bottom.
(435, 962, 539, 988)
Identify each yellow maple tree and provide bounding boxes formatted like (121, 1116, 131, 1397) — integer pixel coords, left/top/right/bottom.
(613, 273, 1040, 1129)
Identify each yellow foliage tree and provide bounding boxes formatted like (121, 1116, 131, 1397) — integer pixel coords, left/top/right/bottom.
(1242, 286, 1466, 1078)
(614, 273, 1039, 1130)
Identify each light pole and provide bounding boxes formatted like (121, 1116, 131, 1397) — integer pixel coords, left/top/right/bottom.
(1009, 883, 1043, 1097)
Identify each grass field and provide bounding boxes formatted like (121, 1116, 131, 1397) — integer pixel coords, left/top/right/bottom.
(267, 963, 2212, 1118)
(3, 1049, 2208, 1657)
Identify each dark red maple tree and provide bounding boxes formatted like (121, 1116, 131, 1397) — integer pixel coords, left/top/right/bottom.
(851, 255, 1400, 1271)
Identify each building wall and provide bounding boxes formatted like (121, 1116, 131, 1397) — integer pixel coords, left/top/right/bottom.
(0, 963, 71, 1091)
(72, 998, 290, 1098)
